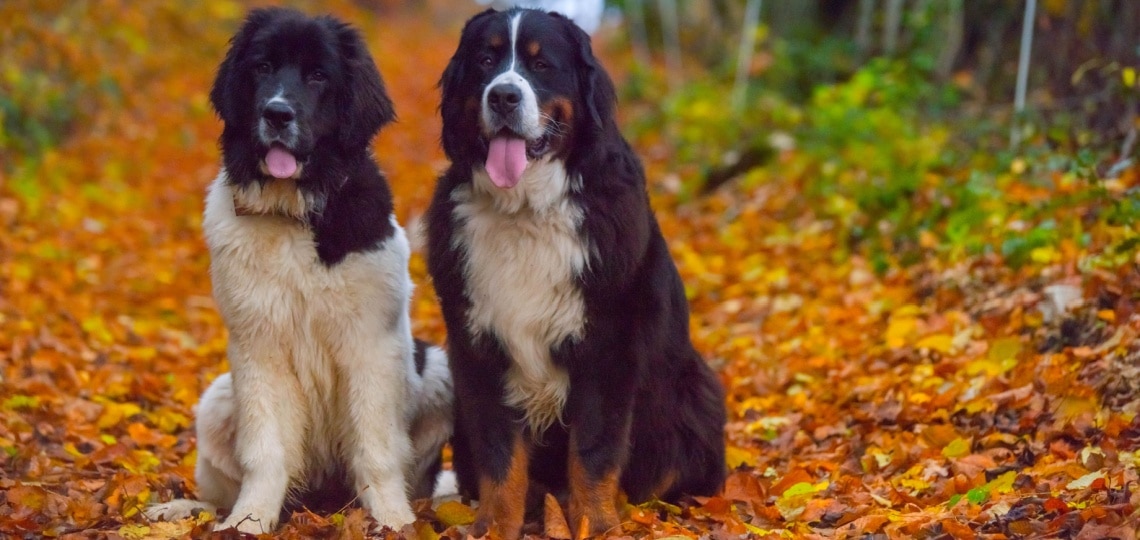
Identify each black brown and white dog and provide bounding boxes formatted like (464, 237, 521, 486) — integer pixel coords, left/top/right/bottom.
(426, 8, 726, 539)
(145, 8, 452, 534)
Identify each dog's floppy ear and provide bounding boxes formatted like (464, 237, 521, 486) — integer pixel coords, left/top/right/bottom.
(437, 48, 467, 159)
(438, 9, 498, 160)
(329, 18, 396, 150)
(211, 8, 282, 125)
(562, 15, 616, 133)
(439, 10, 498, 105)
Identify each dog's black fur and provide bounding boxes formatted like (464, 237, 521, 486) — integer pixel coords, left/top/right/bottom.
(427, 8, 726, 538)
(211, 6, 397, 265)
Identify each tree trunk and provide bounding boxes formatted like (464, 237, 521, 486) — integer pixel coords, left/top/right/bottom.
(936, 0, 964, 80)
(855, 0, 876, 57)
(1011, 0, 1037, 148)
(657, 0, 683, 92)
(732, 0, 763, 112)
(882, 0, 904, 55)
(626, 0, 652, 68)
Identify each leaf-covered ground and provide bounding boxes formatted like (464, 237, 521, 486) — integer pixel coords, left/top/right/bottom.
(2, 1, 1138, 539)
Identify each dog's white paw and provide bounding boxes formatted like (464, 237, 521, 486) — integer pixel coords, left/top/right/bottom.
(144, 499, 217, 522)
(362, 493, 415, 530)
(217, 509, 275, 534)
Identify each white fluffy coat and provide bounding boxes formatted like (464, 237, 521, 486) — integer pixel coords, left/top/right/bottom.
(146, 173, 450, 534)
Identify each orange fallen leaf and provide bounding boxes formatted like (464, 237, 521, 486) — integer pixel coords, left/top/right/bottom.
(543, 493, 571, 540)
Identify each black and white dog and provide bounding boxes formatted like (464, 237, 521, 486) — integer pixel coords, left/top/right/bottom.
(427, 8, 726, 540)
(145, 8, 451, 534)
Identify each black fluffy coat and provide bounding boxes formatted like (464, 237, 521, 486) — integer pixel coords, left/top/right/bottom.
(426, 8, 726, 513)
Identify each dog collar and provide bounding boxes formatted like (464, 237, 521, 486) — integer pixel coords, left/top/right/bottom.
(232, 194, 307, 222)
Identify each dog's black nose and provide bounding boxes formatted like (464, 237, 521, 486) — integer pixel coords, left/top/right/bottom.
(488, 84, 522, 115)
(262, 102, 295, 129)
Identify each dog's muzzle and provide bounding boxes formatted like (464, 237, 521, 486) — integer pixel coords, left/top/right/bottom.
(259, 101, 299, 145)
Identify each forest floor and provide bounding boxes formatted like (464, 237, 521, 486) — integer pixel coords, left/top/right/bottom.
(1, 1, 1138, 539)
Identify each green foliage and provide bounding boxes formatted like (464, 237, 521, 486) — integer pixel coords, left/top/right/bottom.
(628, 36, 1132, 271)
(799, 58, 958, 254)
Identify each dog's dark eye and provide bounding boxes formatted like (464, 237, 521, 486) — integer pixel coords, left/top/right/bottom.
(307, 70, 328, 83)
(256, 62, 272, 74)
(533, 59, 550, 71)
(479, 55, 493, 68)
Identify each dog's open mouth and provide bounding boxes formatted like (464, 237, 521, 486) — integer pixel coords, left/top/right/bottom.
(484, 130, 550, 189)
(264, 143, 299, 179)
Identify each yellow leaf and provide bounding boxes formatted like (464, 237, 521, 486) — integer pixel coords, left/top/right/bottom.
(868, 447, 892, 469)
(1124, 67, 1137, 88)
(915, 334, 953, 353)
(117, 524, 151, 540)
(775, 481, 829, 520)
(968, 337, 1021, 376)
(942, 437, 970, 459)
(81, 315, 114, 344)
(147, 521, 195, 538)
(415, 520, 441, 540)
(885, 316, 917, 349)
(985, 470, 1018, 495)
(726, 446, 756, 469)
(150, 409, 191, 433)
(194, 510, 215, 525)
(1031, 246, 1059, 264)
(1056, 397, 1097, 420)
(1010, 158, 1027, 174)
(435, 500, 476, 527)
(98, 401, 142, 429)
(988, 337, 1022, 363)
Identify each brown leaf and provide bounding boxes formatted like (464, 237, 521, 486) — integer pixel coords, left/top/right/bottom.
(939, 518, 976, 540)
(1074, 522, 1136, 540)
(722, 470, 766, 503)
(840, 514, 889, 537)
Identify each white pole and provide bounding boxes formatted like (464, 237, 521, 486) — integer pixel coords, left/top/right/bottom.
(627, 0, 652, 68)
(658, 0, 683, 93)
(855, 0, 876, 56)
(732, 0, 763, 112)
(1011, 0, 1037, 148)
(883, 0, 903, 55)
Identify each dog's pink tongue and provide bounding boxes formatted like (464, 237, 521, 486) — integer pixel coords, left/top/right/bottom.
(485, 137, 527, 188)
(266, 146, 298, 179)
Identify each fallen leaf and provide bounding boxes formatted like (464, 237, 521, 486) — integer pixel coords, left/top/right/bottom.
(434, 501, 476, 527)
(544, 493, 571, 539)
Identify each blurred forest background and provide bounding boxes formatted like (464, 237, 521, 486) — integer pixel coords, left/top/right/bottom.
(2, 0, 1139, 538)
(6, 0, 1140, 267)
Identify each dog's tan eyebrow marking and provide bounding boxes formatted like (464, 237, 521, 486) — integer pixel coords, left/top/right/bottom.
(526, 41, 540, 56)
(489, 34, 504, 47)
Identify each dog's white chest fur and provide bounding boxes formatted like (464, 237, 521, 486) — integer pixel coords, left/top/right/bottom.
(203, 171, 414, 477)
(452, 160, 587, 431)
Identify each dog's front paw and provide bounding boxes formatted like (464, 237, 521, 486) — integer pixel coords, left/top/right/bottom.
(361, 493, 415, 530)
(217, 509, 275, 535)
